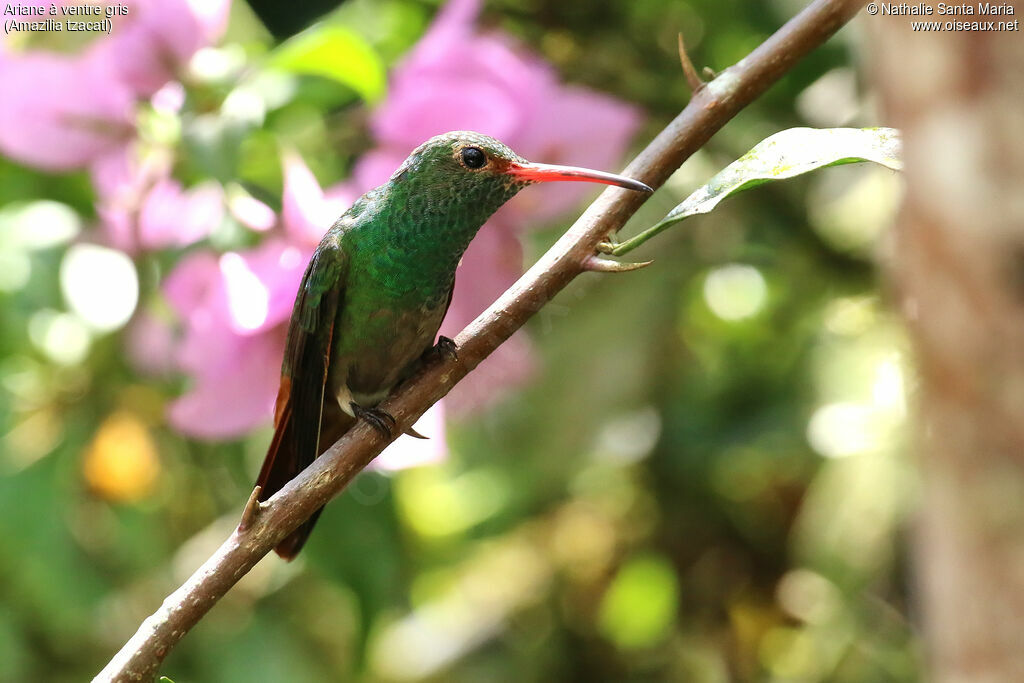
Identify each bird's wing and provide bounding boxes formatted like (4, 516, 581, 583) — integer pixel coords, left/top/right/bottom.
(255, 235, 346, 526)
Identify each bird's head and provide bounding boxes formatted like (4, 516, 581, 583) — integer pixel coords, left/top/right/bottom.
(387, 131, 651, 225)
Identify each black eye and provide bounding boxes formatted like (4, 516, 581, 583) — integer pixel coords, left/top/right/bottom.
(460, 147, 487, 169)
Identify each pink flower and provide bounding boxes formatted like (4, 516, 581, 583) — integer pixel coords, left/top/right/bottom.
(281, 151, 357, 245)
(104, 177, 225, 253)
(106, 0, 231, 95)
(94, 145, 225, 253)
(126, 311, 179, 378)
(0, 47, 135, 170)
(163, 244, 304, 438)
(138, 179, 225, 249)
(228, 193, 277, 233)
(0, 1, 229, 172)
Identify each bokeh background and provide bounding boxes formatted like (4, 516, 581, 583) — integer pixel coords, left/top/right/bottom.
(0, 0, 913, 681)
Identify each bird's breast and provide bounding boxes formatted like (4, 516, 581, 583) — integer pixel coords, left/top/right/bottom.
(330, 287, 449, 402)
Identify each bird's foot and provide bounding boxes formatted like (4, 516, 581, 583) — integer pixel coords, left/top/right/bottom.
(423, 336, 458, 364)
(436, 336, 458, 361)
(350, 402, 395, 438)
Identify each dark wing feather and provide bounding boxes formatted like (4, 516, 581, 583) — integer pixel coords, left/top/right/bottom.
(255, 235, 346, 559)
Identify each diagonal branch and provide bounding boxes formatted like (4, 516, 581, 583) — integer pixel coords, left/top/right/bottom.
(95, 1, 866, 680)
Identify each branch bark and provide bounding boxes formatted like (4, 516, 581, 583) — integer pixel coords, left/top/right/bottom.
(95, 1, 866, 679)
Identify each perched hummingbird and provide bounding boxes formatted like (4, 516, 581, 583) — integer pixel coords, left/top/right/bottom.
(255, 131, 651, 559)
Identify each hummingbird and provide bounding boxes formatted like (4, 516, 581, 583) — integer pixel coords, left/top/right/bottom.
(255, 131, 651, 559)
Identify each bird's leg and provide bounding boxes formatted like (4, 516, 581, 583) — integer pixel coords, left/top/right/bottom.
(350, 402, 395, 438)
(421, 335, 458, 364)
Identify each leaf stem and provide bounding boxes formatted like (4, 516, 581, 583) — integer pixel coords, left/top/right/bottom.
(599, 219, 675, 257)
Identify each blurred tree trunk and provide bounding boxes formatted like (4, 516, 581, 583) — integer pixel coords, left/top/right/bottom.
(872, 13, 1024, 682)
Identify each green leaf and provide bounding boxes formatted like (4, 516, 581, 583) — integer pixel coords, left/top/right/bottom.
(604, 127, 902, 256)
(268, 25, 385, 103)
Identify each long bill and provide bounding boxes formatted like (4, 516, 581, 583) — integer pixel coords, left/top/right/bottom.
(507, 162, 652, 193)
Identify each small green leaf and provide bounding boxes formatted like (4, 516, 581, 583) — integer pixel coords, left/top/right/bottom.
(664, 127, 901, 224)
(604, 127, 901, 256)
(159, 677, 176, 683)
(269, 25, 385, 103)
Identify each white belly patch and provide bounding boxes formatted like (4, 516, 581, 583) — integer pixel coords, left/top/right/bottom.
(336, 383, 391, 416)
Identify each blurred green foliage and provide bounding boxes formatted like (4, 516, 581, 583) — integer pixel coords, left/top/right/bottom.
(0, 1, 916, 681)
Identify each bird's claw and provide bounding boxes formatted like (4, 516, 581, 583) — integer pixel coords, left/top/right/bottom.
(423, 335, 458, 364)
(350, 402, 396, 438)
(435, 336, 458, 362)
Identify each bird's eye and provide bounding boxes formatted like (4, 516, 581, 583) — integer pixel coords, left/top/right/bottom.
(460, 147, 487, 169)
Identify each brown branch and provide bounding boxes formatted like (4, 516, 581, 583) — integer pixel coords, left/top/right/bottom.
(236, 485, 262, 532)
(94, 1, 866, 680)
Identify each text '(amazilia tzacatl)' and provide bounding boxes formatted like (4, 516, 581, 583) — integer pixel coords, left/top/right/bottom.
(255, 131, 651, 559)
